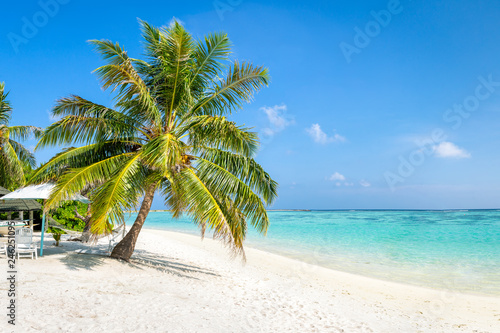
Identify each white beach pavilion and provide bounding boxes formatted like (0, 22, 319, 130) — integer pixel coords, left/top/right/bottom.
(1, 183, 90, 256)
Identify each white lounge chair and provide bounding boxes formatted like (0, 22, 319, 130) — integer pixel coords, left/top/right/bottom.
(15, 228, 37, 260)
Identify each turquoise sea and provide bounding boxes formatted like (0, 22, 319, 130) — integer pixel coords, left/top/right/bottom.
(126, 210, 500, 296)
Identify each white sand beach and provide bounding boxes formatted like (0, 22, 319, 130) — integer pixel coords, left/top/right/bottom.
(2, 229, 499, 332)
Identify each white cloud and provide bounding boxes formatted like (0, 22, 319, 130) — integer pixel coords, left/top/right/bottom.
(262, 105, 289, 129)
(332, 133, 346, 142)
(329, 172, 346, 181)
(261, 128, 275, 137)
(306, 124, 345, 144)
(433, 142, 471, 159)
(359, 180, 371, 187)
(331, 175, 371, 187)
(261, 104, 294, 137)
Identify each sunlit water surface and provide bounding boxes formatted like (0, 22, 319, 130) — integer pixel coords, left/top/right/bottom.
(126, 210, 500, 296)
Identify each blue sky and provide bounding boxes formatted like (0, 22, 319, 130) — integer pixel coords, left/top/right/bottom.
(2, 0, 500, 209)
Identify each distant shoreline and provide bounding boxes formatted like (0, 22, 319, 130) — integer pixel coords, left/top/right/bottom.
(124, 209, 313, 213)
(267, 209, 311, 212)
(124, 208, 500, 213)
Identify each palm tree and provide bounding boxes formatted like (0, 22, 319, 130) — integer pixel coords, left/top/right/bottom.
(0, 82, 42, 190)
(31, 20, 278, 261)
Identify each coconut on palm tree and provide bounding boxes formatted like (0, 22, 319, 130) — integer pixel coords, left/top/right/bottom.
(0, 82, 42, 190)
(31, 20, 278, 261)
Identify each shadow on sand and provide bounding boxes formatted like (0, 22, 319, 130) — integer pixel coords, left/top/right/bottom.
(60, 252, 107, 271)
(126, 249, 220, 279)
(49, 242, 219, 280)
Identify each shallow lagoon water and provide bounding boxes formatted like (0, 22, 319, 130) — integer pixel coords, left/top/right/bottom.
(127, 210, 500, 296)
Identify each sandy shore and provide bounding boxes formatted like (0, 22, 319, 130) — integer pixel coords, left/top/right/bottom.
(1, 229, 499, 332)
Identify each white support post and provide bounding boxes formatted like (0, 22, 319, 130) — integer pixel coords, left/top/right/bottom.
(40, 213, 46, 256)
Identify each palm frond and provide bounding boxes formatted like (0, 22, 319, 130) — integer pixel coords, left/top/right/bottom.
(191, 61, 269, 116)
(139, 133, 183, 172)
(175, 168, 235, 246)
(142, 20, 194, 128)
(9, 139, 35, 168)
(179, 115, 259, 156)
(193, 147, 278, 204)
(139, 19, 162, 63)
(215, 196, 247, 258)
(89, 153, 146, 235)
(44, 152, 135, 212)
(0, 141, 25, 188)
(8, 125, 43, 141)
(37, 96, 143, 149)
(194, 157, 270, 234)
(164, 21, 194, 124)
(189, 32, 231, 95)
(30, 141, 139, 184)
(89, 40, 162, 130)
(0, 82, 12, 125)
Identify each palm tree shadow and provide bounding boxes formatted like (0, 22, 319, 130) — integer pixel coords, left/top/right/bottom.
(126, 249, 220, 279)
(55, 246, 220, 279)
(59, 252, 107, 271)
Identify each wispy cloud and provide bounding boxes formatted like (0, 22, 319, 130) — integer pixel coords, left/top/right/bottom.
(306, 124, 345, 144)
(261, 104, 294, 137)
(433, 142, 471, 159)
(329, 173, 370, 188)
(359, 180, 371, 187)
(329, 172, 346, 181)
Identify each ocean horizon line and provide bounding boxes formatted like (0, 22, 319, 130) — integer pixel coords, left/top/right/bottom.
(124, 208, 500, 213)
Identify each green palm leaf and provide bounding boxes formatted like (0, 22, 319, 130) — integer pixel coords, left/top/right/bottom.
(175, 168, 235, 244)
(0, 82, 39, 189)
(194, 147, 278, 204)
(189, 32, 231, 94)
(194, 157, 270, 234)
(89, 153, 145, 235)
(9, 139, 36, 168)
(179, 115, 259, 157)
(0, 141, 25, 188)
(30, 141, 140, 184)
(192, 61, 269, 116)
(8, 125, 43, 141)
(0, 82, 12, 125)
(90, 40, 162, 130)
(44, 153, 135, 211)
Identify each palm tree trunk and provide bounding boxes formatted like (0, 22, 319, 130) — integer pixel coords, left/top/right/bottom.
(110, 184, 156, 261)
